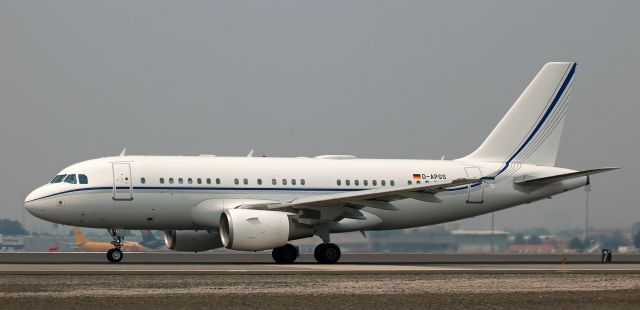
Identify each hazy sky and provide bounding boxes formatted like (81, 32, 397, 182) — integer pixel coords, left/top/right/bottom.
(1, 1, 638, 233)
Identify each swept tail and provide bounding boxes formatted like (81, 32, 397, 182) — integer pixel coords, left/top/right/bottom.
(462, 62, 576, 177)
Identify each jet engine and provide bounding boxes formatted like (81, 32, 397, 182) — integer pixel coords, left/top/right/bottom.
(220, 209, 313, 251)
(163, 230, 224, 252)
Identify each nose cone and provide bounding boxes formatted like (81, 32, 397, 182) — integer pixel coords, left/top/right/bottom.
(24, 187, 45, 215)
(24, 191, 37, 214)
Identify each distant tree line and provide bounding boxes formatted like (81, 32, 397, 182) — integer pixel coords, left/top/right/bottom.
(0, 219, 28, 235)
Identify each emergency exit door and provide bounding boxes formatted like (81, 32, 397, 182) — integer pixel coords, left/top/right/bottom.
(464, 167, 484, 203)
(112, 163, 133, 201)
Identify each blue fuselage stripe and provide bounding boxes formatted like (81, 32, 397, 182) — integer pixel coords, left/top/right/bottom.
(25, 186, 364, 202)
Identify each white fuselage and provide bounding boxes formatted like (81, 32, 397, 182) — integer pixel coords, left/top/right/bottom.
(24, 155, 586, 233)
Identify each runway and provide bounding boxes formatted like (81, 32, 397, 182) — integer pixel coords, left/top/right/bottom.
(2, 253, 640, 309)
(1, 252, 639, 274)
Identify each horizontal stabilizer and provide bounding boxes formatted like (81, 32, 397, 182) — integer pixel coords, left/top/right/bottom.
(513, 167, 619, 185)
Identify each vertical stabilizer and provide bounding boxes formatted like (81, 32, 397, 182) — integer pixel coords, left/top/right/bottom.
(462, 62, 575, 174)
(73, 227, 89, 245)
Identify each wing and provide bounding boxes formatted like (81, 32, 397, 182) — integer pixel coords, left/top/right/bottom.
(513, 167, 619, 185)
(239, 178, 479, 223)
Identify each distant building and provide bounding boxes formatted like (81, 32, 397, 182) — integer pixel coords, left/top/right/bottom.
(451, 230, 509, 252)
(510, 243, 564, 253)
(0, 235, 25, 251)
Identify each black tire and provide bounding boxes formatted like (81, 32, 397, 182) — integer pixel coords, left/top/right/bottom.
(106, 248, 123, 263)
(272, 244, 298, 264)
(314, 243, 341, 264)
(271, 247, 283, 262)
(314, 243, 327, 263)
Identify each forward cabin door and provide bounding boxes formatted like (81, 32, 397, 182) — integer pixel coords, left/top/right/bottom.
(112, 163, 133, 201)
(464, 167, 484, 203)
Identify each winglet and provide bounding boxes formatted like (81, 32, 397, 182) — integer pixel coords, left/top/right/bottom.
(246, 149, 254, 157)
(119, 148, 127, 156)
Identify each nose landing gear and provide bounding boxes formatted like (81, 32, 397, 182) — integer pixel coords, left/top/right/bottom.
(106, 228, 124, 263)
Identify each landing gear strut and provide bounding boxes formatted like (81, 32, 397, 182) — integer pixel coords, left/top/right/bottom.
(272, 244, 299, 264)
(314, 243, 341, 264)
(312, 225, 341, 264)
(106, 228, 124, 263)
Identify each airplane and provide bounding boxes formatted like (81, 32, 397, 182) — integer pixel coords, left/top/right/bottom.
(72, 227, 148, 252)
(24, 62, 617, 264)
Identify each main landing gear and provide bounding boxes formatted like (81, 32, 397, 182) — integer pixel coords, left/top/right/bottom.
(270, 227, 341, 264)
(272, 244, 299, 264)
(106, 228, 124, 263)
(313, 226, 341, 264)
(314, 243, 341, 264)
(270, 243, 341, 264)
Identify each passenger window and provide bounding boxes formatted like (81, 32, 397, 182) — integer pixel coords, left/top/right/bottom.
(169, 178, 174, 184)
(243, 178, 248, 185)
(372, 180, 377, 186)
(206, 178, 211, 185)
(381, 180, 386, 186)
(301, 179, 306, 186)
(216, 178, 221, 185)
(64, 174, 77, 184)
(390, 180, 395, 186)
(272, 179, 277, 185)
(416, 180, 421, 184)
(140, 177, 145, 184)
(364, 180, 368, 186)
(292, 179, 296, 185)
(79, 174, 88, 184)
(160, 178, 165, 184)
(197, 178, 202, 184)
(282, 179, 287, 185)
(234, 178, 239, 185)
(188, 178, 193, 184)
(355, 180, 359, 186)
(178, 178, 184, 184)
(257, 179, 262, 185)
(408, 180, 412, 185)
(346, 180, 350, 186)
(50, 174, 67, 183)
(337, 179, 341, 186)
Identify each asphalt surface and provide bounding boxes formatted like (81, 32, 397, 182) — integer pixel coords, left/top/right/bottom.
(1, 253, 639, 309)
(3, 251, 640, 264)
(0, 252, 639, 274)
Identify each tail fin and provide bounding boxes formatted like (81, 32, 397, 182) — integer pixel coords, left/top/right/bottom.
(73, 227, 89, 245)
(462, 62, 576, 171)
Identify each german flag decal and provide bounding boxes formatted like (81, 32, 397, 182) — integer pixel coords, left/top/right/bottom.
(412, 174, 421, 180)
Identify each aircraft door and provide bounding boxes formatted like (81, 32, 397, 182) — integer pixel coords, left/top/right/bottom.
(464, 167, 484, 203)
(112, 163, 133, 201)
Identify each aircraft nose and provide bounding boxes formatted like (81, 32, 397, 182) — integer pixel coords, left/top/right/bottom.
(24, 187, 44, 214)
(24, 192, 36, 213)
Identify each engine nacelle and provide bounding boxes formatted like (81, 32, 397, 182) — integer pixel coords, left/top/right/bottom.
(220, 209, 313, 251)
(163, 230, 224, 252)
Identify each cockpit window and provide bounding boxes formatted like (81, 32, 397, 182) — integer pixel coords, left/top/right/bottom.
(79, 174, 88, 184)
(64, 174, 77, 184)
(50, 175, 67, 183)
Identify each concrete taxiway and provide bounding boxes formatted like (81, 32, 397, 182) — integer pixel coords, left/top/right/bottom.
(2, 253, 640, 309)
(1, 252, 639, 274)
